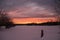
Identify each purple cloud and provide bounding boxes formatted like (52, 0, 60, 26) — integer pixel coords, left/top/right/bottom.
(0, 0, 60, 18)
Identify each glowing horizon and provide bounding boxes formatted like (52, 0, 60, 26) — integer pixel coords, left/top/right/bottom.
(12, 17, 57, 24)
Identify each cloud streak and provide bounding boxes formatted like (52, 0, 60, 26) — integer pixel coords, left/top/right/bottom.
(0, 0, 60, 18)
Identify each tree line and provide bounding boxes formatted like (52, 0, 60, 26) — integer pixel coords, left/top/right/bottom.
(0, 9, 15, 29)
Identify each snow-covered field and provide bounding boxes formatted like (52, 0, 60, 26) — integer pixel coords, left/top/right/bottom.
(0, 25, 60, 40)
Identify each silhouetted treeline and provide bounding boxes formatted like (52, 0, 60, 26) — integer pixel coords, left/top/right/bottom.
(15, 22, 60, 26)
(40, 22, 60, 25)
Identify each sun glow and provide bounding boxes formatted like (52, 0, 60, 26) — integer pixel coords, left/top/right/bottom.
(12, 17, 57, 24)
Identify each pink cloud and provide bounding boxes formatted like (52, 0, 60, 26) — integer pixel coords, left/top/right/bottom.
(7, 2, 56, 18)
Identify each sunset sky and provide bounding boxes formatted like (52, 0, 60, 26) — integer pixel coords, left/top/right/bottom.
(12, 17, 57, 24)
(0, 0, 60, 24)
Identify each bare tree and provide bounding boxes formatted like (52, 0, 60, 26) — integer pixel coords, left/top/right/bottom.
(0, 9, 15, 29)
